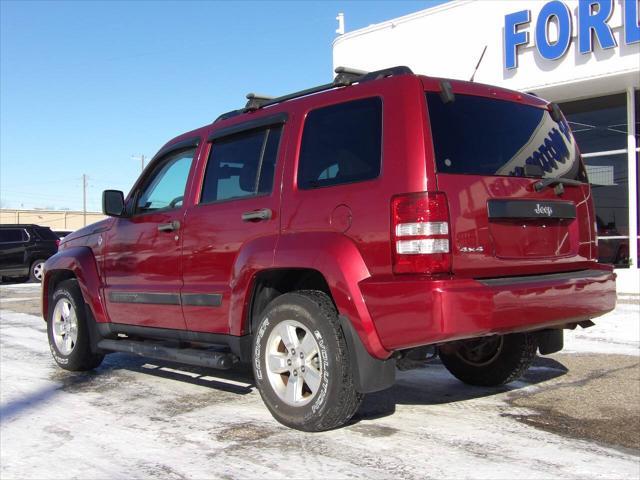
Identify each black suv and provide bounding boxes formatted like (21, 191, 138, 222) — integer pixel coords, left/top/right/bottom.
(0, 224, 59, 282)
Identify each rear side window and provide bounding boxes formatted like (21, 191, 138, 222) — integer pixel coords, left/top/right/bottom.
(33, 227, 57, 241)
(426, 93, 587, 181)
(0, 229, 27, 242)
(201, 126, 282, 203)
(298, 97, 382, 189)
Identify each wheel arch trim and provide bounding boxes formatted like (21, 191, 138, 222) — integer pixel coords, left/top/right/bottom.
(42, 247, 107, 324)
(233, 231, 390, 360)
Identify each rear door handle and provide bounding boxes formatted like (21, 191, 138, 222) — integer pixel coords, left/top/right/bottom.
(157, 220, 180, 232)
(242, 208, 272, 222)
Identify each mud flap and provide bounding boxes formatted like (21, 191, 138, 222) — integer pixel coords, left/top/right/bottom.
(338, 315, 396, 393)
(84, 305, 107, 355)
(537, 329, 564, 355)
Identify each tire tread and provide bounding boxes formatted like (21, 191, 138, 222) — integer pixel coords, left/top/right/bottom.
(298, 290, 363, 431)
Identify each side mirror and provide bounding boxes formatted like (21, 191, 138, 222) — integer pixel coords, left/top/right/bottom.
(102, 190, 126, 217)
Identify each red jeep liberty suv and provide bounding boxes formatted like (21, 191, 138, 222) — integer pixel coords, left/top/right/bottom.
(43, 66, 616, 431)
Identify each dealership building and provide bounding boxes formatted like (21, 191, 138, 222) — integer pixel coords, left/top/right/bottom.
(333, 0, 639, 288)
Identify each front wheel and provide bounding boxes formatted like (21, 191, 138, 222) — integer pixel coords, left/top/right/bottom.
(47, 279, 104, 371)
(252, 290, 363, 432)
(439, 333, 537, 386)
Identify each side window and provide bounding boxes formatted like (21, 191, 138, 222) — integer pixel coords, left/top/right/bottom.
(298, 97, 382, 189)
(200, 125, 282, 204)
(0, 229, 26, 243)
(136, 148, 195, 214)
(33, 227, 57, 241)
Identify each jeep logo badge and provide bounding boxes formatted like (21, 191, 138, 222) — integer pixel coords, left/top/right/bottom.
(534, 204, 553, 216)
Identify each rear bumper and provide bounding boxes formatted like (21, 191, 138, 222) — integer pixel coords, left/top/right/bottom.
(360, 267, 616, 352)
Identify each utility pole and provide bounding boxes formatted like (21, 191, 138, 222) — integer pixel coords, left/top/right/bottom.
(131, 154, 146, 173)
(336, 12, 345, 35)
(82, 174, 87, 227)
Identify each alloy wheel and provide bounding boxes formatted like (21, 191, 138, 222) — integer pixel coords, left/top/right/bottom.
(32, 262, 44, 282)
(265, 320, 323, 407)
(52, 298, 78, 355)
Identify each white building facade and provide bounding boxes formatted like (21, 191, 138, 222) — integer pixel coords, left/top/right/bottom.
(333, 0, 639, 288)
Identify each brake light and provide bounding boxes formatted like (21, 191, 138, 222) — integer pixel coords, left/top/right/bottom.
(391, 192, 451, 274)
(55, 239, 60, 248)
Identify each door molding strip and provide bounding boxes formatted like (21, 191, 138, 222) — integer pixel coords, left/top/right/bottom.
(108, 291, 222, 307)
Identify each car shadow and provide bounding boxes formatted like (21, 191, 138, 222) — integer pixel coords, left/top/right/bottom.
(34, 353, 567, 426)
(98, 352, 255, 395)
(94, 352, 567, 416)
(352, 356, 568, 423)
(0, 279, 36, 286)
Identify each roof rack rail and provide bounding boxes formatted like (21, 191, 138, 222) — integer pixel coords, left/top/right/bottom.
(214, 66, 414, 122)
(359, 66, 413, 82)
(245, 93, 275, 110)
(334, 66, 368, 85)
(244, 82, 336, 112)
(214, 109, 244, 122)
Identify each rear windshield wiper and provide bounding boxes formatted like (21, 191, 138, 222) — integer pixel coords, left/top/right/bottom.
(533, 177, 584, 192)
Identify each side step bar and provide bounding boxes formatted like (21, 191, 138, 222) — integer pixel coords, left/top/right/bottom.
(97, 339, 238, 370)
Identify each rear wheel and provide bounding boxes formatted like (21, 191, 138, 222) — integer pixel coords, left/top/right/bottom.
(29, 259, 46, 283)
(439, 332, 537, 386)
(252, 290, 363, 432)
(47, 279, 104, 371)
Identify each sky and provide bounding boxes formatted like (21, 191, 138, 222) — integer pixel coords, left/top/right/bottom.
(0, 0, 447, 212)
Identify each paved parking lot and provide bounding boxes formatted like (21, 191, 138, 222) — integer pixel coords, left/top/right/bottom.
(1, 283, 638, 479)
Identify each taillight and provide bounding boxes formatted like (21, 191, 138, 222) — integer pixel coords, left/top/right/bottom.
(55, 239, 60, 248)
(391, 192, 451, 274)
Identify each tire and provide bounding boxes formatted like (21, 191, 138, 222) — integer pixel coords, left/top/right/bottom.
(29, 259, 46, 283)
(47, 279, 104, 371)
(252, 290, 363, 432)
(439, 332, 537, 386)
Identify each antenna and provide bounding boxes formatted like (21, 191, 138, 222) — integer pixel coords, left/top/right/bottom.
(469, 45, 487, 82)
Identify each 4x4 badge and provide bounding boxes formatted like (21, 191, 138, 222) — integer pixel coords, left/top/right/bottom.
(459, 246, 484, 253)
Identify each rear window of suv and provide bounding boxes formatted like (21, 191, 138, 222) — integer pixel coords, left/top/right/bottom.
(425, 93, 587, 181)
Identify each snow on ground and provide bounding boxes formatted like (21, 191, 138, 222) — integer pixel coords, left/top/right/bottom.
(0, 282, 42, 290)
(1, 284, 639, 479)
(563, 300, 640, 356)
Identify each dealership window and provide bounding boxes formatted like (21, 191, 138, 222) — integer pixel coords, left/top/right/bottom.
(636, 89, 639, 145)
(561, 94, 627, 153)
(634, 90, 640, 267)
(560, 94, 633, 267)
